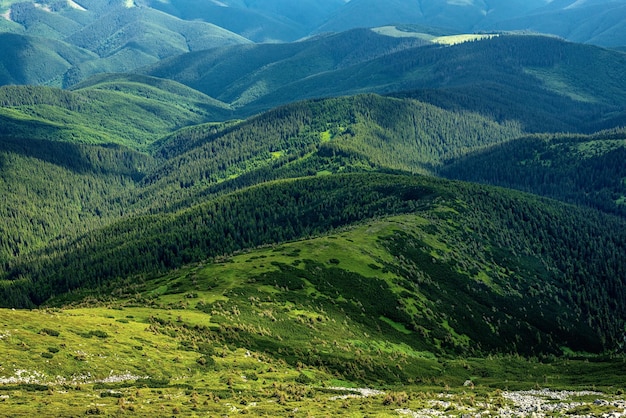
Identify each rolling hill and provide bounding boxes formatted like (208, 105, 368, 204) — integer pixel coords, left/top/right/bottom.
(1, 76, 232, 148)
(0, 33, 96, 86)
(0, 0, 251, 87)
(440, 128, 626, 217)
(142, 33, 626, 134)
(140, 27, 431, 109)
(64, 6, 250, 73)
(0, 90, 521, 274)
(2, 1, 625, 90)
(141, 0, 347, 42)
(1, 210, 625, 416)
(2, 5, 626, 414)
(0, 90, 625, 362)
(0, 78, 233, 269)
(4, 171, 626, 357)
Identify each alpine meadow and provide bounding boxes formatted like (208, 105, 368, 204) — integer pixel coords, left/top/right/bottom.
(1, 1, 626, 417)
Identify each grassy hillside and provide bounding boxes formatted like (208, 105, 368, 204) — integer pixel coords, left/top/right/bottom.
(2, 159, 626, 417)
(3, 172, 626, 355)
(1, 282, 625, 417)
(1, 174, 626, 416)
(0, 80, 231, 149)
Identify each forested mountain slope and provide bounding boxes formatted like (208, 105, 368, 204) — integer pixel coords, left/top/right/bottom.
(0, 79, 231, 148)
(140, 27, 430, 109)
(0, 0, 250, 87)
(3, 172, 626, 358)
(0, 33, 97, 86)
(2, 3, 626, 414)
(138, 94, 522, 210)
(0, 79, 231, 269)
(141, 0, 346, 42)
(265, 35, 626, 134)
(142, 34, 626, 133)
(62, 5, 250, 85)
(1, 86, 625, 359)
(0, 91, 521, 273)
(440, 128, 626, 217)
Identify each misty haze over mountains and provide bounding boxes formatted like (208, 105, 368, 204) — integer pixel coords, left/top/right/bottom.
(1, 0, 625, 88)
(2, 0, 625, 44)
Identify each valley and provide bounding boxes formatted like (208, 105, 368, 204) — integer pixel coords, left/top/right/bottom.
(1, 1, 626, 416)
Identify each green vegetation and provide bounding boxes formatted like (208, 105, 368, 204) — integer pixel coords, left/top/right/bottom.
(141, 34, 626, 126)
(0, 1, 250, 87)
(0, 90, 522, 275)
(431, 34, 499, 45)
(0, 80, 231, 149)
(1, 29, 626, 416)
(0, 80, 230, 269)
(4, 173, 626, 356)
(441, 129, 626, 216)
(1, 214, 625, 416)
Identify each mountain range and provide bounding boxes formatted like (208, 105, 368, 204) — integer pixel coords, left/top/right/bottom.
(1, 2, 626, 416)
(1, 0, 626, 88)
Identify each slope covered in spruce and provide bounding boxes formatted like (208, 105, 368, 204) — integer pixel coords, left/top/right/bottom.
(142, 34, 626, 134)
(0, 78, 231, 149)
(0, 0, 250, 87)
(440, 129, 626, 217)
(0, 33, 96, 86)
(0, 91, 522, 286)
(0, 79, 232, 270)
(0, 87, 625, 359)
(140, 27, 430, 109)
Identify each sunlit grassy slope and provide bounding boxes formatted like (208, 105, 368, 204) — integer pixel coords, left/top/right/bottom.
(0, 78, 231, 150)
(1, 213, 626, 416)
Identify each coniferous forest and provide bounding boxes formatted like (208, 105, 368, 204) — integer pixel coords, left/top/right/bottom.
(1, 5, 626, 414)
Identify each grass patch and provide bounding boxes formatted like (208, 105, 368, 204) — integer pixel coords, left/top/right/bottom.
(379, 316, 412, 335)
(431, 34, 498, 45)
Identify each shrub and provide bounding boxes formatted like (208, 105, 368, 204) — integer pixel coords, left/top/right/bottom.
(100, 390, 123, 398)
(295, 373, 312, 384)
(85, 406, 102, 415)
(40, 328, 60, 337)
(196, 355, 215, 368)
